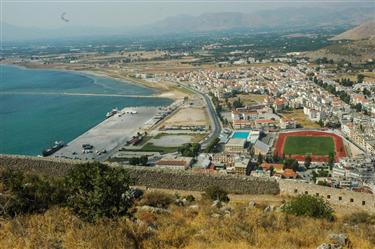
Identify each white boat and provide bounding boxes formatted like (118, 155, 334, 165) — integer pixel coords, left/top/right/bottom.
(106, 108, 119, 118)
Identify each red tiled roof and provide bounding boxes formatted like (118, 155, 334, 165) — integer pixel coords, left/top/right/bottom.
(261, 163, 283, 171)
(282, 169, 297, 178)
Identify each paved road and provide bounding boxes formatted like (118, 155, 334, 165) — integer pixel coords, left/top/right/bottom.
(179, 83, 222, 148)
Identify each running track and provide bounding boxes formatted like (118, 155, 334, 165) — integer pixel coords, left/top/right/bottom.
(274, 130, 347, 162)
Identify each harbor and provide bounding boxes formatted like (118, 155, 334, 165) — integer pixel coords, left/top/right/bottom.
(52, 105, 177, 161)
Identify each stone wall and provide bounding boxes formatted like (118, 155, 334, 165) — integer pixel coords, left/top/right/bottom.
(280, 180, 375, 212)
(123, 166, 280, 194)
(0, 154, 77, 177)
(0, 155, 279, 194)
(1, 155, 374, 212)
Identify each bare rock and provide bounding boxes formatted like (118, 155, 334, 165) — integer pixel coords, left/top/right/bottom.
(248, 200, 256, 208)
(328, 234, 348, 247)
(211, 213, 221, 218)
(189, 204, 199, 210)
(264, 205, 274, 212)
(212, 200, 224, 208)
(316, 243, 332, 249)
(139, 205, 170, 214)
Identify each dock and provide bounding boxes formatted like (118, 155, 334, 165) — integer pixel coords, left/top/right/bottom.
(52, 106, 161, 161)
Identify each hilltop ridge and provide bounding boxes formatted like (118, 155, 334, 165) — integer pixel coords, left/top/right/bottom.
(331, 21, 375, 41)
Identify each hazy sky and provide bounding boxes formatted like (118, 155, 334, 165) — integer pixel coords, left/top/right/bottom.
(3, 0, 374, 28)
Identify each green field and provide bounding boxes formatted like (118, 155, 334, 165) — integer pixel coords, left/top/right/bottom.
(135, 143, 178, 154)
(283, 136, 334, 156)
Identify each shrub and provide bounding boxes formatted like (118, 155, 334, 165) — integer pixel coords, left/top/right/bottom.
(281, 194, 334, 220)
(204, 186, 230, 203)
(343, 211, 375, 225)
(178, 143, 201, 157)
(65, 162, 133, 221)
(139, 191, 174, 208)
(185, 195, 195, 203)
(0, 168, 67, 217)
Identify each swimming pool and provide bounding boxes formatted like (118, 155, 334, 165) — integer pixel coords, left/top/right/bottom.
(231, 131, 250, 139)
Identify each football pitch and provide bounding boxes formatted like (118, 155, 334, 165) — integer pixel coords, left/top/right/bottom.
(283, 136, 335, 156)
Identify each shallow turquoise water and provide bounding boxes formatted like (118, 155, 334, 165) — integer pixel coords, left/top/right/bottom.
(0, 65, 172, 155)
(231, 131, 250, 139)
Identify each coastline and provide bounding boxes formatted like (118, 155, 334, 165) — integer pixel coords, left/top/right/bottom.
(2, 62, 189, 101)
(0, 63, 177, 156)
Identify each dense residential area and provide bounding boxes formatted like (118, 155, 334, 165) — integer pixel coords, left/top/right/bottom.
(146, 60, 375, 194)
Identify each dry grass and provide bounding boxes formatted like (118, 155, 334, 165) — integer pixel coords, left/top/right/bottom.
(236, 93, 267, 104)
(280, 109, 321, 129)
(0, 193, 374, 249)
(163, 107, 209, 126)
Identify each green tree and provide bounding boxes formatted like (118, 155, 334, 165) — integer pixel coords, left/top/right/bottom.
(284, 158, 299, 172)
(281, 194, 334, 220)
(0, 168, 67, 217)
(357, 74, 365, 83)
(328, 152, 335, 169)
(179, 143, 201, 157)
(204, 186, 230, 203)
(204, 138, 220, 153)
(257, 153, 264, 165)
(129, 157, 140, 165)
(139, 155, 148, 166)
(233, 97, 244, 108)
(65, 162, 133, 221)
(304, 155, 312, 169)
(354, 103, 362, 112)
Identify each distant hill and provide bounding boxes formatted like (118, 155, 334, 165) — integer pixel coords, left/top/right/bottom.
(331, 21, 375, 40)
(3, 7, 374, 41)
(143, 7, 374, 34)
(306, 38, 375, 63)
(307, 20, 375, 63)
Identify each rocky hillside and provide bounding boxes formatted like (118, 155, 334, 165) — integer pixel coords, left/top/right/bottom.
(306, 38, 375, 63)
(331, 21, 375, 41)
(0, 162, 374, 249)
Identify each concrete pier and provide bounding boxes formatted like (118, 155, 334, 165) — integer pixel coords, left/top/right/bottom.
(52, 106, 160, 161)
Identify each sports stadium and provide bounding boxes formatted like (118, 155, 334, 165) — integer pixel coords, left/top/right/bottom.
(274, 130, 347, 162)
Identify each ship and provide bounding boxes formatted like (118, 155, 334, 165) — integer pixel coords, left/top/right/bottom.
(106, 108, 119, 119)
(42, 141, 64, 157)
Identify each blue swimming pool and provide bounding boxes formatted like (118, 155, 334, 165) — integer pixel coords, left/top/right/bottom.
(231, 131, 250, 139)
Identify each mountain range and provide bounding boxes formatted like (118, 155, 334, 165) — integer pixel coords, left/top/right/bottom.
(3, 7, 374, 42)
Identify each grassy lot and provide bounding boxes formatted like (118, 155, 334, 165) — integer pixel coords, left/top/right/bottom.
(153, 133, 207, 143)
(137, 143, 178, 154)
(227, 93, 267, 106)
(240, 93, 267, 104)
(280, 109, 321, 129)
(283, 136, 335, 156)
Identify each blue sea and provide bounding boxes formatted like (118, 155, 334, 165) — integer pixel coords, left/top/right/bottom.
(0, 65, 172, 155)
